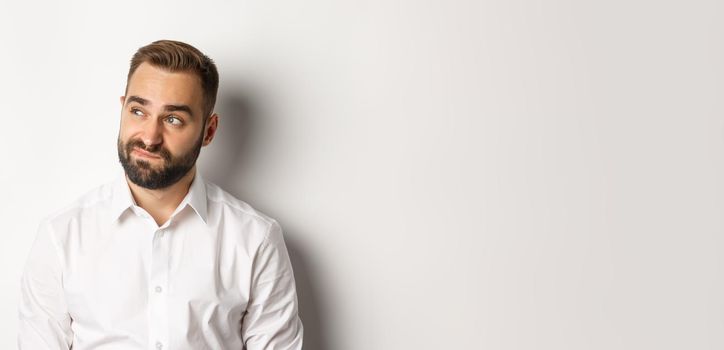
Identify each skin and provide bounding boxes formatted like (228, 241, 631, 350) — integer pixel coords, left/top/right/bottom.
(118, 62, 219, 226)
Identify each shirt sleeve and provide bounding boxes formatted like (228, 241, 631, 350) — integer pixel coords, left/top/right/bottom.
(18, 220, 73, 349)
(242, 220, 304, 350)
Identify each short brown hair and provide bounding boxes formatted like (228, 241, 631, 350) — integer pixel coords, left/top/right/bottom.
(126, 39, 219, 120)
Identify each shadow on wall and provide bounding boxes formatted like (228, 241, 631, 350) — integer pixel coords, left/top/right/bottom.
(200, 83, 329, 350)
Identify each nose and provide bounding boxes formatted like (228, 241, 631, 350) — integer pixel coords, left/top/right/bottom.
(141, 119, 163, 148)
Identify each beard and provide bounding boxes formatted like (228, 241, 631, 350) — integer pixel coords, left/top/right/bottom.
(117, 130, 204, 190)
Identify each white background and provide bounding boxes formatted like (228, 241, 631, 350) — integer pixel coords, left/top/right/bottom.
(1, 0, 723, 349)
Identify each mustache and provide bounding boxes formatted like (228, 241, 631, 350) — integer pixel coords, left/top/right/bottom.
(125, 139, 171, 161)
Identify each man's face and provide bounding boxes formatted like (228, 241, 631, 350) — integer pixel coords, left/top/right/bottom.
(117, 62, 210, 189)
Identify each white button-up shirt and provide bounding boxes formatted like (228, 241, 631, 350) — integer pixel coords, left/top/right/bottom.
(19, 172, 303, 349)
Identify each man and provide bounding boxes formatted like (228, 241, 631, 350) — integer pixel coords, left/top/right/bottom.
(18, 40, 303, 349)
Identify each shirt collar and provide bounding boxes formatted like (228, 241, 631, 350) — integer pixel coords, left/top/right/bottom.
(110, 171, 208, 225)
(184, 171, 208, 224)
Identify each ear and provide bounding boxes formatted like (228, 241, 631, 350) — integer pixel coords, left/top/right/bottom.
(202, 113, 219, 146)
(120, 95, 126, 107)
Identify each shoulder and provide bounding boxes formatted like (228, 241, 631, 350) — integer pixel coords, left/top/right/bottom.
(203, 181, 281, 242)
(40, 179, 115, 234)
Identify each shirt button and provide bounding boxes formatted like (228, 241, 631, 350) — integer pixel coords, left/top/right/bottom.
(155, 341, 163, 349)
(155, 286, 163, 293)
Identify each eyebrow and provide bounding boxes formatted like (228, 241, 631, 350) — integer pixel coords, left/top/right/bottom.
(126, 95, 195, 119)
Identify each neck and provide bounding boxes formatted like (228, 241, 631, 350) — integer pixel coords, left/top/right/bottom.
(125, 166, 197, 226)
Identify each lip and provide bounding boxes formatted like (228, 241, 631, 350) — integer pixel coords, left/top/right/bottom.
(132, 148, 162, 159)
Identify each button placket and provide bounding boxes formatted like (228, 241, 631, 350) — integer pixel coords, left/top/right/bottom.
(149, 228, 170, 350)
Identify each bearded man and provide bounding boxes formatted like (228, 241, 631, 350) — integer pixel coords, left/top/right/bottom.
(18, 39, 304, 350)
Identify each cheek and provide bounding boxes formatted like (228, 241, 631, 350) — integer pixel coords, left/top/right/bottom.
(119, 119, 149, 143)
(163, 140, 185, 157)
(166, 133, 199, 155)
(117, 132, 133, 149)
(118, 119, 135, 140)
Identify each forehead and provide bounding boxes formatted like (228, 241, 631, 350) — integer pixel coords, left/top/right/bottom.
(126, 62, 204, 109)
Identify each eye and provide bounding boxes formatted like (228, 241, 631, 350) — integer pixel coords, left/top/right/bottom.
(166, 116, 183, 126)
(130, 108, 144, 117)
